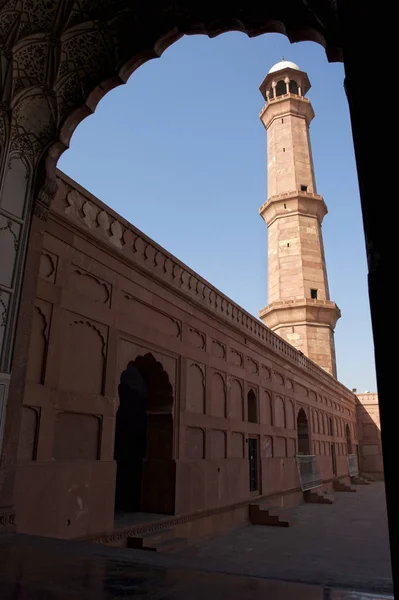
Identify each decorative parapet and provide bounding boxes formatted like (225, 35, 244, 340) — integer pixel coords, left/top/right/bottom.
(259, 92, 310, 118)
(264, 298, 334, 309)
(52, 170, 355, 402)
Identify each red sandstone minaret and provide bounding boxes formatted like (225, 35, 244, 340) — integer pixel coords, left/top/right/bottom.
(258, 59, 340, 378)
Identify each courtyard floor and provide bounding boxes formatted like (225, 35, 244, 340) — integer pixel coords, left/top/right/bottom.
(178, 481, 393, 593)
(0, 483, 393, 598)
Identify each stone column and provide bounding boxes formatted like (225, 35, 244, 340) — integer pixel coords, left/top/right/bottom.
(0, 88, 55, 529)
(0, 2, 131, 533)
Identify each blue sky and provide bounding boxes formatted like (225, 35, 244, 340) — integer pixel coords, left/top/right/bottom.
(59, 32, 376, 392)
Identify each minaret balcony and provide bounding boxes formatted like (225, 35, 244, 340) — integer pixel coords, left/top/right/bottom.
(259, 190, 327, 225)
(259, 94, 314, 128)
(259, 298, 341, 331)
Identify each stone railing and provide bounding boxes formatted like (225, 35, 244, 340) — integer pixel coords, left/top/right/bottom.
(53, 170, 355, 401)
(347, 454, 359, 477)
(259, 93, 309, 117)
(265, 298, 335, 308)
(296, 455, 322, 491)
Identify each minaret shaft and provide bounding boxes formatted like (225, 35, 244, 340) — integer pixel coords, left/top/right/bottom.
(267, 111, 316, 198)
(258, 61, 340, 378)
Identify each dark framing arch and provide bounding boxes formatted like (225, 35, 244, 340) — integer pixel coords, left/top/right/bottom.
(25, 3, 343, 201)
(0, 1, 395, 589)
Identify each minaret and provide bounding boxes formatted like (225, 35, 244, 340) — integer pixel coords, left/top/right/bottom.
(258, 59, 340, 378)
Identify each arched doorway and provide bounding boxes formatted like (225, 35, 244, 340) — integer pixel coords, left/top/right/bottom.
(297, 408, 310, 455)
(346, 424, 353, 454)
(114, 363, 148, 512)
(114, 353, 175, 515)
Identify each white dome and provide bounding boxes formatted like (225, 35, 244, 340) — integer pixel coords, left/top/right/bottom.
(268, 59, 300, 74)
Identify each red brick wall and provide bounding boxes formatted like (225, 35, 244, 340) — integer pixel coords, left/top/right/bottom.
(14, 171, 359, 538)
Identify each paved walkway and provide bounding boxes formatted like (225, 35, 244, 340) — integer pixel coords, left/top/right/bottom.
(179, 482, 393, 593)
(0, 533, 392, 600)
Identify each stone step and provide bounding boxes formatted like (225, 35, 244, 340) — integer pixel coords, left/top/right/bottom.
(304, 490, 334, 504)
(127, 528, 173, 548)
(249, 503, 294, 527)
(333, 480, 357, 492)
(147, 537, 188, 553)
(127, 528, 188, 553)
(351, 475, 371, 485)
(361, 472, 384, 482)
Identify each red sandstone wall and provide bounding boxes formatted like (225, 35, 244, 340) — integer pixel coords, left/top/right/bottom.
(14, 171, 359, 539)
(356, 393, 384, 479)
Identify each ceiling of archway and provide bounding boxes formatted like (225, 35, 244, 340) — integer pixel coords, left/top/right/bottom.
(0, 0, 341, 180)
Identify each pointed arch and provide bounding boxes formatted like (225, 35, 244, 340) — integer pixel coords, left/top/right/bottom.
(312, 409, 318, 433)
(286, 399, 295, 429)
(211, 372, 226, 417)
(324, 413, 328, 435)
(274, 395, 285, 428)
(115, 352, 175, 514)
(260, 389, 272, 425)
(289, 79, 299, 94)
(297, 408, 310, 455)
(346, 423, 353, 454)
(27, 304, 49, 384)
(276, 80, 286, 96)
(187, 362, 205, 413)
(229, 378, 244, 420)
(60, 319, 106, 394)
(247, 388, 258, 423)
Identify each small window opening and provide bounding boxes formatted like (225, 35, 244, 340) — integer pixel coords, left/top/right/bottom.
(287, 243, 290, 247)
(292, 326, 294, 333)
(283, 148, 285, 152)
(311, 288, 318, 299)
(300, 185, 308, 192)
(281, 118, 284, 123)
(284, 204, 286, 209)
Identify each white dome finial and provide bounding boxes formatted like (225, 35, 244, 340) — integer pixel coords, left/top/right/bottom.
(268, 59, 300, 74)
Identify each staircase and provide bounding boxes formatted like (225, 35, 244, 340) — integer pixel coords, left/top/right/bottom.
(351, 475, 371, 485)
(333, 479, 356, 492)
(249, 502, 294, 527)
(304, 490, 334, 504)
(127, 529, 187, 553)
